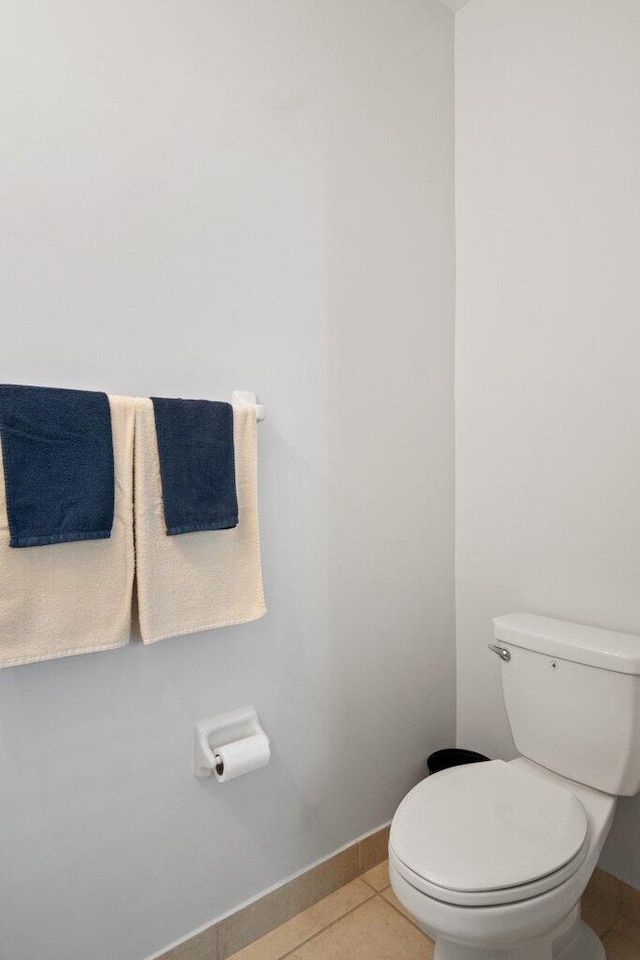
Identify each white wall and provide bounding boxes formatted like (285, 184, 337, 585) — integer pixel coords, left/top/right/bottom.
(0, 2, 455, 958)
(456, 0, 640, 887)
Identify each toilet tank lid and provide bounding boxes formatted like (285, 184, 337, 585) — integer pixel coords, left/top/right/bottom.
(494, 613, 640, 675)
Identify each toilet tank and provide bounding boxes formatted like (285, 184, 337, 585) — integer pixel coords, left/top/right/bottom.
(493, 613, 640, 796)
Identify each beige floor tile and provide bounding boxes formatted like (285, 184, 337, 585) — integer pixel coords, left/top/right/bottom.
(288, 896, 433, 960)
(582, 886, 621, 938)
(361, 860, 389, 891)
(359, 827, 390, 874)
(614, 920, 640, 951)
(603, 929, 639, 960)
(227, 879, 375, 960)
(620, 881, 640, 928)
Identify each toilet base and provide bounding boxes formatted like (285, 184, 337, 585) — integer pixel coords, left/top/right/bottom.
(554, 919, 604, 960)
(431, 918, 604, 960)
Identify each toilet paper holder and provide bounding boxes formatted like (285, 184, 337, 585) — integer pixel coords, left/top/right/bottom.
(194, 706, 269, 778)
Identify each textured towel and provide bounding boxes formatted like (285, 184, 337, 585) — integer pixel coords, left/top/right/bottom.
(135, 399, 265, 643)
(0, 384, 114, 547)
(0, 396, 135, 668)
(151, 397, 238, 535)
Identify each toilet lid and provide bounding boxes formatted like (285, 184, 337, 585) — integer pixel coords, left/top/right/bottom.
(390, 760, 588, 895)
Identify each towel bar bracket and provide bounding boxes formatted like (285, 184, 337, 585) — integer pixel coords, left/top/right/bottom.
(232, 390, 265, 422)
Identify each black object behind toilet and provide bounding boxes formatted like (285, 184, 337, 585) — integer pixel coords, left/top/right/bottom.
(426, 748, 490, 775)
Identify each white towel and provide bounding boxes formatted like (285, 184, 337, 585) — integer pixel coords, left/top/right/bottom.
(0, 395, 135, 668)
(134, 400, 266, 643)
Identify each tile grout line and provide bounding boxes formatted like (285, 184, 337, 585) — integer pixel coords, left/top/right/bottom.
(361, 877, 383, 892)
(248, 886, 379, 960)
(350, 858, 433, 938)
(378, 888, 432, 936)
(271, 887, 431, 960)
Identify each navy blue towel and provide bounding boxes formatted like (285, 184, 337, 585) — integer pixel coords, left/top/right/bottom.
(0, 385, 115, 548)
(151, 397, 238, 536)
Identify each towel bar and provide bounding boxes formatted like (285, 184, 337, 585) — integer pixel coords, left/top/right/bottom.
(232, 390, 265, 422)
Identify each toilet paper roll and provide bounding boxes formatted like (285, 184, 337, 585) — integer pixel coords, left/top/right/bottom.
(213, 733, 270, 783)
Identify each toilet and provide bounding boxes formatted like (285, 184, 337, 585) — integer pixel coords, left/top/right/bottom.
(389, 613, 640, 960)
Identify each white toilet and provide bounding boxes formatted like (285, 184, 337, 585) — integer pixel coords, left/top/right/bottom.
(389, 613, 640, 960)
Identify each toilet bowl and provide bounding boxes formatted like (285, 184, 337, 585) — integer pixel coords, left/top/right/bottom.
(389, 613, 640, 960)
(389, 758, 615, 960)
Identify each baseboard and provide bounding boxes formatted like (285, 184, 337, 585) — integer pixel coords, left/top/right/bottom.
(151, 823, 391, 960)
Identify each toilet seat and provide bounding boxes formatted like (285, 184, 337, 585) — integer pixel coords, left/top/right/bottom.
(389, 840, 588, 906)
(389, 760, 589, 908)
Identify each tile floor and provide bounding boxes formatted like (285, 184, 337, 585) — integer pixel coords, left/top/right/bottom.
(228, 861, 640, 960)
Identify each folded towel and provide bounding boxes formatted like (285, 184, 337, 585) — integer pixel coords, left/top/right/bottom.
(134, 399, 265, 644)
(0, 384, 114, 547)
(151, 397, 238, 535)
(0, 396, 135, 668)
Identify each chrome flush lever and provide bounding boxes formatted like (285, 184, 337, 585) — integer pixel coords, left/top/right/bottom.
(488, 643, 511, 662)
